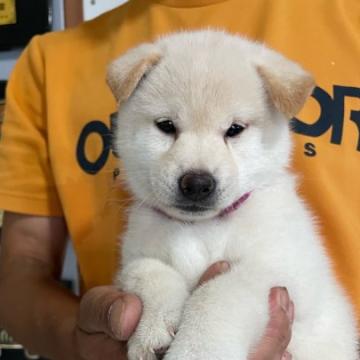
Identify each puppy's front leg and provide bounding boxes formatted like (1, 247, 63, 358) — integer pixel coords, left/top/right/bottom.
(116, 258, 189, 360)
(164, 270, 269, 360)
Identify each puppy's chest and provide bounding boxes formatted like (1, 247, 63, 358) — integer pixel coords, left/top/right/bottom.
(146, 221, 244, 287)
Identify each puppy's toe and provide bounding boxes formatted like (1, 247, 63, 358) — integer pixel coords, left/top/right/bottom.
(154, 346, 169, 360)
(127, 323, 174, 360)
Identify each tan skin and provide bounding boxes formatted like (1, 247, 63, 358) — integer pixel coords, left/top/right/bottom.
(0, 212, 293, 360)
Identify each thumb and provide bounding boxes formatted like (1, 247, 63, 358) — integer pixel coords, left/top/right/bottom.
(78, 286, 142, 341)
(249, 287, 294, 360)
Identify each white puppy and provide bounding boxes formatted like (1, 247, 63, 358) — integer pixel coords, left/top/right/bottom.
(107, 30, 358, 360)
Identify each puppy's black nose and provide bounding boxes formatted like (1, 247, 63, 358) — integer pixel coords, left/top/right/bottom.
(179, 172, 216, 202)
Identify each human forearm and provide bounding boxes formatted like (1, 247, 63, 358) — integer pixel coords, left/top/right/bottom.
(0, 256, 79, 360)
(0, 212, 140, 360)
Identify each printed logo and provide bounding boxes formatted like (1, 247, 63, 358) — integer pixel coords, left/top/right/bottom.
(292, 85, 360, 156)
(76, 113, 118, 175)
(76, 120, 112, 175)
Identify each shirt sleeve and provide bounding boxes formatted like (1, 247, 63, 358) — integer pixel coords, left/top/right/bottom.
(0, 35, 63, 216)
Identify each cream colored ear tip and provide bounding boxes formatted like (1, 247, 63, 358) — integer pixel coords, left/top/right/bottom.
(105, 48, 162, 104)
(304, 72, 316, 95)
(106, 62, 122, 102)
(106, 63, 116, 86)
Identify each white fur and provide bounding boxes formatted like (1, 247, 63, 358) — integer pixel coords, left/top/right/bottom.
(111, 31, 358, 360)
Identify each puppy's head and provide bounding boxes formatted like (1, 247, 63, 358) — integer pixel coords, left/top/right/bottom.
(108, 31, 314, 222)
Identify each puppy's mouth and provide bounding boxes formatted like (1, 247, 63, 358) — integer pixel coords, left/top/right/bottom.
(175, 204, 210, 213)
(152, 192, 251, 222)
(152, 203, 211, 222)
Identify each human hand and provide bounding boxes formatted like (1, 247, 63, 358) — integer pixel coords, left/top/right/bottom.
(74, 286, 142, 360)
(74, 264, 293, 360)
(198, 262, 294, 360)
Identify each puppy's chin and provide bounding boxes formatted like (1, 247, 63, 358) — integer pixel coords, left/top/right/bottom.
(156, 204, 219, 223)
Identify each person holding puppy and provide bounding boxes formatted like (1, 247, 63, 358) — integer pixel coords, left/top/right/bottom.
(0, 0, 358, 359)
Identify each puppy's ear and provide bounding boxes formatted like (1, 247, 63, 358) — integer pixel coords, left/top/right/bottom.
(256, 49, 315, 119)
(107, 43, 162, 104)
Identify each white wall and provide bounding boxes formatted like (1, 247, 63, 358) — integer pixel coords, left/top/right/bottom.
(0, 48, 22, 80)
(83, 0, 128, 20)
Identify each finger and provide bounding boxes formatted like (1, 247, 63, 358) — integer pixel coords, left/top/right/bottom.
(282, 351, 292, 360)
(198, 261, 230, 286)
(288, 301, 295, 324)
(75, 330, 128, 360)
(249, 287, 293, 360)
(78, 286, 142, 341)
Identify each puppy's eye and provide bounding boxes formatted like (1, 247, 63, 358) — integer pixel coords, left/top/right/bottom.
(225, 123, 246, 138)
(155, 119, 177, 135)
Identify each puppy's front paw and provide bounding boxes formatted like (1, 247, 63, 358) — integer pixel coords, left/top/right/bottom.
(127, 304, 182, 360)
(118, 258, 189, 359)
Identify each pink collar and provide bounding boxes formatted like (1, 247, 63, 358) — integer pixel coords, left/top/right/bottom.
(151, 192, 251, 223)
(218, 192, 251, 218)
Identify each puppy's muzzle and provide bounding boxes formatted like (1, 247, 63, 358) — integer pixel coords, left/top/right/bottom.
(179, 171, 216, 202)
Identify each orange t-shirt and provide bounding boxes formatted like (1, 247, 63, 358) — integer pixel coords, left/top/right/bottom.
(0, 0, 359, 313)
